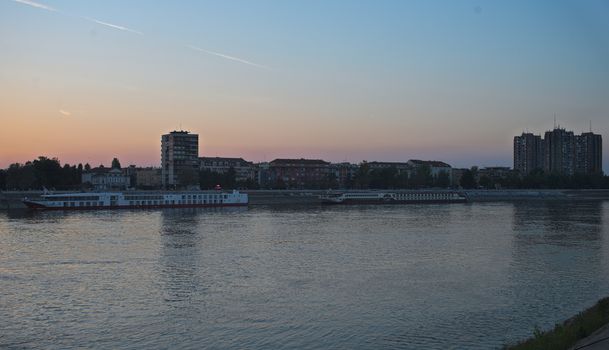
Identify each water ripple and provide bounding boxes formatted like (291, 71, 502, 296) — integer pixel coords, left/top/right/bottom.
(1, 201, 608, 349)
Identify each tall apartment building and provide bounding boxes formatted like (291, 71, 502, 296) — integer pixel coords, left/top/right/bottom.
(544, 128, 576, 176)
(513, 133, 545, 175)
(161, 131, 199, 189)
(514, 128, 602, 176)
(576, 132, 603, 174)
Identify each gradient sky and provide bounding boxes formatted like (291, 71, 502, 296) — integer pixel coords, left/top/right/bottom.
(1, 0, 608, 170)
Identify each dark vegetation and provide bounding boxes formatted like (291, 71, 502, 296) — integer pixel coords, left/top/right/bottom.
(199, 168, 258, 190)
(1, 158, 608, 191)
(2, 157, 86, 190)
(505, 297, 609, 350)
(476, 169, 609, 190)
(350, 163, 450, 189)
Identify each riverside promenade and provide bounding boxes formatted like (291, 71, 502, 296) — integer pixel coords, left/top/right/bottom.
(2, 189, 609, 210)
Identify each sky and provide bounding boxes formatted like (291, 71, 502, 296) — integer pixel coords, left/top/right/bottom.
(1, 0, 608, 170)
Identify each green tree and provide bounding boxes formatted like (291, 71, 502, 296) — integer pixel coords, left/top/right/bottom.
(522, 169, 545, 189)
(354, 161, 370, 189)
(274, 177, 287, 190)
(111, 158, 121, 169)
(236, 178, 259, 189)
(0, 169, 6, 190)
(32, 156, 63, 189)
(179, 167, 199, 188)
(460, 169, 477, 189)
(225, 167, 237, 188)
(411, 164, 433, 188)
(327, 171, 339, 189)
(478, 175, 493, 189)
(6, 163, 36, 190)
(369, 167, 398, 189)
(435, 171, 451, 188)
(498, 170, 522, 189)
(4, 158, 88, 190)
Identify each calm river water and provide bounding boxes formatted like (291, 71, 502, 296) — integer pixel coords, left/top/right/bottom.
(2, 201, 609, 349)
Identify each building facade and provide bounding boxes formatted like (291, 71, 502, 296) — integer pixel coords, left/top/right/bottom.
(161, 131, 199, 189)
(329, 162, 359, 188)
(544, 128, 576, 176)
(135, 167, 162, 189)
(407, 160, 453, 180)
(199, 157, 255, 182)
(513, 133, 545, 175)
(367, 161, 412, 176)
(514, 128, 602, 176)
(576, 132, 603, 174)
(82, 167, 131, 190)
(268, 158, 331, 189)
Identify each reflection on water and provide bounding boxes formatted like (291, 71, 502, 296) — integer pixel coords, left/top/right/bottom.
(508, 201, 606, 337)
(1, 202, 608, 349)
(512, 201, 603, 245)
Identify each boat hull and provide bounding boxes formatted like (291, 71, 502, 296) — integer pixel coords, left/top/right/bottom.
(23, 200, 248, 211)
(321, 199, 466, 205)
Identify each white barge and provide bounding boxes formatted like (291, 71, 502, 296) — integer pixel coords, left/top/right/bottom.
(320, 191, 466, 205)
(23, 191, 248, 210)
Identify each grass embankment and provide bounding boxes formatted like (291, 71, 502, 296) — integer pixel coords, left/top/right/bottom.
(505, 297, 609, 350)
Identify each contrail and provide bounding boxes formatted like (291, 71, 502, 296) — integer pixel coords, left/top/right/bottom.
(187, 45, 270, 70)
(11, 0, 56, 12)
(83, 17, 143, 35)
(10, 0, 269, 71)
(10, 0, 143, 35)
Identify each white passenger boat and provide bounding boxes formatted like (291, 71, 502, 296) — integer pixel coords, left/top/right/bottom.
(320, 191, 466, 205)
(23, 191, 248, 210)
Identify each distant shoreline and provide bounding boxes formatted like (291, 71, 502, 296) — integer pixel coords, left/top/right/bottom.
(2, 189, 609, 210)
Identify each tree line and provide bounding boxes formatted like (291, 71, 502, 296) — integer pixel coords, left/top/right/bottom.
(2, 158, 608, 191)
(471, 168, 609, 190)
(0, 157, 89, 191)
(0, 156, 128, 191)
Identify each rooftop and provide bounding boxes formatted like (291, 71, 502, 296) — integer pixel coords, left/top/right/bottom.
(270, 158, 330, 166)
(409, 160, 452, 168)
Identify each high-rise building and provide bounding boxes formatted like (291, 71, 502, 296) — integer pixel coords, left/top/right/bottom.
(161, 130, 199, 189)
(575, 132, 603, 174)
(513, 133, 544, 175)
(544, 128, 576, 176)
(514, 127, 603, 177)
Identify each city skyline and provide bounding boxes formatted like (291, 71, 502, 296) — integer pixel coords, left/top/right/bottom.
(1, 0, 608, 169)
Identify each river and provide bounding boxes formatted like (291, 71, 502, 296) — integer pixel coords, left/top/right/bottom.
(1, 201, 608, 349)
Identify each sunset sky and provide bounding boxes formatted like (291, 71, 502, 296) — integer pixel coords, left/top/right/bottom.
(1, 0, 608, 170)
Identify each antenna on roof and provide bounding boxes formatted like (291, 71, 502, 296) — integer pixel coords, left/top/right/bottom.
(590, 120, 592, 133)
(553, 113, 556, 129)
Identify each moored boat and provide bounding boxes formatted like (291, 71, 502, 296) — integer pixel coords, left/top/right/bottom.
(320, 191, 466, 205)
(23, 190, 248, 210)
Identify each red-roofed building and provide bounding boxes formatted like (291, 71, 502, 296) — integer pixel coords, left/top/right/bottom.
(268, 158, 331, 189)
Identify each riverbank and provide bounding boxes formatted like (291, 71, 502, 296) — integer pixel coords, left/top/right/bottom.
(505, 297, 609, 350)
(2, 189, 609, 210)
